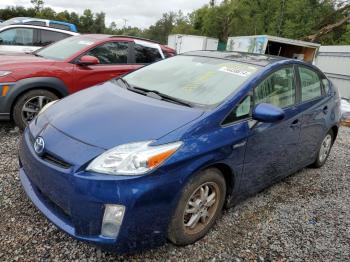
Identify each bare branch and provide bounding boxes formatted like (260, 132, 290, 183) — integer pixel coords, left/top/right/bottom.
(302, 15, 350, 42)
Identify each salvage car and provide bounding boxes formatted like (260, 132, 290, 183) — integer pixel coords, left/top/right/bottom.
(0, 34, 175, 129)
(0, 17, 79, 54)
(19, 51, 341, 253)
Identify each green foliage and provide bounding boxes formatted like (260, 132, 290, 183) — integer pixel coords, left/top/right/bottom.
(338, 25, 350, 44)
(0, 0, 348, 45)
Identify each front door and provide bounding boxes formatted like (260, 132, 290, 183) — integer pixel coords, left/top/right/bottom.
(241, 66, 302, 195)
(73, 41, 142, 92)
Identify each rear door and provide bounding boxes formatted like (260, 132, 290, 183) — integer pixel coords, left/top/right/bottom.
(73, 41, 141, 92)
(0, 27, 39, 53)
(296, 65, 329, 165)
(241, 65, 302, 194)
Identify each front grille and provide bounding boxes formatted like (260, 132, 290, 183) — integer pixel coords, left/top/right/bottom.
(42, 153, 72, 169)
(29, 132, 72, 169)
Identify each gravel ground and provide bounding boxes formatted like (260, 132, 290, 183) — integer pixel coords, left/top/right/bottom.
(0, 122, 349, 261)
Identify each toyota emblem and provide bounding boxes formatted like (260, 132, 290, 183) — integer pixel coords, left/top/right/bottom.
(34, 136, 45, 155)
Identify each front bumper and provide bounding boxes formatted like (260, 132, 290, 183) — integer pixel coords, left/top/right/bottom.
(0, 82, 16, 119)
(19, 127, 185, 253)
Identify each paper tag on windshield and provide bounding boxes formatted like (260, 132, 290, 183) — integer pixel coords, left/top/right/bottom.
(219, 66, 252, 77)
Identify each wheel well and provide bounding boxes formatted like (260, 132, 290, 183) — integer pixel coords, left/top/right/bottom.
(209, 163, 235, 203)
(331, 125, 338, 142)
(9, 86, 63, 120)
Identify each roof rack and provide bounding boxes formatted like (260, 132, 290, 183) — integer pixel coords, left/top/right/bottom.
(110, 35, 160, 44)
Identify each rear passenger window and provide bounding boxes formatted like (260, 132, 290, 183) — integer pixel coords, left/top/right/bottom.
(322, 78, 330, 94)
(87, 42, 129, 64)
(40, 30, 70, 46)
(135, 44, 162, 63)
(254, 67, 296, 108)
(299, 67, 322, 101)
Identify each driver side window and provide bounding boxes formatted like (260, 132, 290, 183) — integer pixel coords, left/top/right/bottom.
(254, 67, 296, 108)
(86, 41, 129, 64)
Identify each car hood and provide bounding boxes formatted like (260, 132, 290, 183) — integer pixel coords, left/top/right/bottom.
(43, 81, 204, 149)
(0, 54, 53, 68)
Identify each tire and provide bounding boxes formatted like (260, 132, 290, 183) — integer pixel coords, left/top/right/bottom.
(312, 129, 334, 168)
(12, 89, 58, 130)
(168, 168, 226, 246)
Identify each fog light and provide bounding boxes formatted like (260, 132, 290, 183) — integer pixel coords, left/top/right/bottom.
(101, 204, 125, 238)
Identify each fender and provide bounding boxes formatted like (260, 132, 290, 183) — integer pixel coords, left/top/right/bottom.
(0, 77, 69, 116)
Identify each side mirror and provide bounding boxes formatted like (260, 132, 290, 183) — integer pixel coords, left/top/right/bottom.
(77, 55, 99, 66)
(252, 103, 285, 123)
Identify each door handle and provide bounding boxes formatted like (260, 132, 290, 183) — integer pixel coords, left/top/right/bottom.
(323, 106, 328, 114)
(290, 119, 299, 128)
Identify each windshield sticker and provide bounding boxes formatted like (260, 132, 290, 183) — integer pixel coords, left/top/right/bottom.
(219, 66, 253, 77)
(184, 71, 215, 90)
(78, 41, 94, 46)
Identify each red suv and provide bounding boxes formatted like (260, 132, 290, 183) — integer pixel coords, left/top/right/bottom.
(0, 34, 175, 129)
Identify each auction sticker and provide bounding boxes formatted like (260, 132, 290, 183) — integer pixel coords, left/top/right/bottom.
(78, 41, 94, 46)
(219, 66, 252, 77)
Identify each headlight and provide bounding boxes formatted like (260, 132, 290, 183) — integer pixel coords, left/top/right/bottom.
(0, 71, 12, 77)
(87, 141, 182, 175)
(38, 100, 58, 116)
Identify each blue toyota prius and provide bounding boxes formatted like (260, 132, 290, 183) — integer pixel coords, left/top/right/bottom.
(19, 51, 341, 253)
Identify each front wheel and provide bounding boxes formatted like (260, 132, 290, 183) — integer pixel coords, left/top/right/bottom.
(12, 89, 58, 130)
(168, 168, 226, 246)
(312, 130, 334, 168)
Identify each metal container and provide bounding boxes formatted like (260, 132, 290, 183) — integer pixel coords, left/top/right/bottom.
(315, 46, 350, 100)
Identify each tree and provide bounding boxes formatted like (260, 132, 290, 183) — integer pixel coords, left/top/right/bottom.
(0, 0, 349, 45)
(144, 12, 177, 43)
(302, 3, 350, 42)
(31, 0, 44, 13)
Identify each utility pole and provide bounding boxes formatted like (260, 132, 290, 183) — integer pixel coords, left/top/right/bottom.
(123, 18, 128, 29)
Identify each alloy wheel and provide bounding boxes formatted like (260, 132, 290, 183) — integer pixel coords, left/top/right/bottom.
(183, 182, 220, 235)
(319, 134, 332, 163)
(21, 96, 52, 124)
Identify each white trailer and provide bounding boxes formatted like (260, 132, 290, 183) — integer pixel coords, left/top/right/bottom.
(315, 46, 350, 100)
(226, 35, 320, 63)
(167, 34, 219, 54)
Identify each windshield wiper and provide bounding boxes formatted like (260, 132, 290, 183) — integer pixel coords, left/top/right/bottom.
(33, 53, 43, 57)
(118, 78, 147, 96)
(119, 78, 193, 107)
(132, 86, 193, 108)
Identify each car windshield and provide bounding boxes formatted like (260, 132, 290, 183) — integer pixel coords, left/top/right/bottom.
(0, 17, 29, 26)
(36, 36, 97, 61)
(122, 55, 261, 107)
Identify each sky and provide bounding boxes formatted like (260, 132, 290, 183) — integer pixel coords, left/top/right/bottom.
(0, 0, 210, 28)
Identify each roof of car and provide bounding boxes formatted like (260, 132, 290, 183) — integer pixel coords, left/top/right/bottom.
(79, 34, 161, 44)
(182, 50, 288, 67)
(0, 24, 78, 35)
